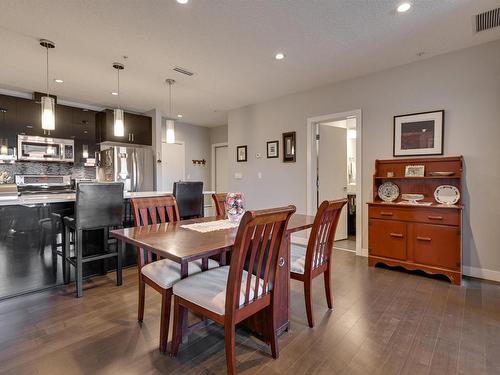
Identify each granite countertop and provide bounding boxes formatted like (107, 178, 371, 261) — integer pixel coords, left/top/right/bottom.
(0, 191, 216, 206)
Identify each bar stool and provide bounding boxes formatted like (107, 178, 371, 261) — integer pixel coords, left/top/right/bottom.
(63, 182, 124, 297)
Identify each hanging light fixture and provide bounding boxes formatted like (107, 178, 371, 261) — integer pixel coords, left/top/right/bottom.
(39, 39, 56, 133)
(165, 79, 176, 144)
(113, 62, 125, 137)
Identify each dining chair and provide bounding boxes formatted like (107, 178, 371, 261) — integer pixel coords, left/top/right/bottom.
(130, 195, 219, 353)
(170, 205, 296, 374)
(212, 193, 227, 216)
(173, 181, 204, 219)
(290, 199, 347, 328)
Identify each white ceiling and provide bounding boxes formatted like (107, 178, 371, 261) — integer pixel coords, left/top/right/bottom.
(0, 0, 499, 127)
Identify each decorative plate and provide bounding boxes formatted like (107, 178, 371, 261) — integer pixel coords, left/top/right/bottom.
(378, 182, 399, 202)
(429, 171, 455, 176)
(434, 185, 460, 205)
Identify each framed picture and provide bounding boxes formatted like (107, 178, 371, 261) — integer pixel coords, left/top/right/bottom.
(267, 140, 279, 158)
(405, 165, 425, 177)
(236, 145, 247, 162)
(282, 131, 296, 163)
(393, 110, 444, 157)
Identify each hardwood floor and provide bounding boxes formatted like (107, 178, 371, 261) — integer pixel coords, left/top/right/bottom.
(0, 249, 499, 375)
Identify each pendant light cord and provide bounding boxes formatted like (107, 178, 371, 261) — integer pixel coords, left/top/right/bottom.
(169, 81, 173, 117)
(46, 46, 50, 96)
(117, 68, 120, 109)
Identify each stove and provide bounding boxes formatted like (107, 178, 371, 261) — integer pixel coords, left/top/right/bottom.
(15, 175, 74, 195)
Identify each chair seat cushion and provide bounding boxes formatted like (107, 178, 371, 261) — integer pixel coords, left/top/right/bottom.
(291, 245, 307, 274)
(141, 258, 219, 289)
(172, 266, 266, 315)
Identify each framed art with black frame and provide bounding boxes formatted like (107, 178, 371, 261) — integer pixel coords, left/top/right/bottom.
(393, 110, 444, 157)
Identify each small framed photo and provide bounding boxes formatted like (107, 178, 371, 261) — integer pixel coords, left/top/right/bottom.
(282, 131, 296, 163)
(267, 140, 279, 158)
(393, 110, 444, 157)
(405, 165, 425, 177)
(236, 145, 247, 162)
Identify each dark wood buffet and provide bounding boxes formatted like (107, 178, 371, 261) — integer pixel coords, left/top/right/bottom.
(368, 156, 463, 284)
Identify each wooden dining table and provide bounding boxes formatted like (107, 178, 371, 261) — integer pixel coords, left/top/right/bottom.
(110, 213, 315, 340)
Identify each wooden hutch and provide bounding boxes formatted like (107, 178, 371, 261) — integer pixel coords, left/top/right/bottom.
(368, 156, 463, 284)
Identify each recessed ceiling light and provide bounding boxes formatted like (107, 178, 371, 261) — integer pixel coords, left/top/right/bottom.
(111, 92, 118, 96)
(176, 0, 189, 4)
(275, 52, 286, 60)
(54, 79, 64, 83)
(397, 2, 411, 12)
(177, 114, 183, 118)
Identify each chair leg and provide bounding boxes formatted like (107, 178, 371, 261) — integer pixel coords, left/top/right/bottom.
(159, 288, 173, 353)
(304, 279, 314, 328)
(138, 276, 145, 323)
(224, 322, 237, 375)
(268, 305, 279, 359)
(63, 226, 70, 284)
(324, 266, 333, 309)
(39, 228, 46, 254)
(170, 297, 183, 357)
(76, 229, 83, 298)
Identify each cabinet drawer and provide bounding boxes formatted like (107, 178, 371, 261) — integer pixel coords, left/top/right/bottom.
(369, 206, 460, 226)
(411, 223, 461, 270)
(369, 219, 406, 260)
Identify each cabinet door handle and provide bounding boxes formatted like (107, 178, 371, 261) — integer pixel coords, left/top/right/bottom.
(390, 233, 403, 238)
(128, 133, 131, 141)
(417, 236, 432, 241)
(428, 216, 443, 220)
(132, 133, 134, 142)
(380, 211, 393, 216)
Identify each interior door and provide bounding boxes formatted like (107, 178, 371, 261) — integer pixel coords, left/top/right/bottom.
(215, 145, 229, 192)
(161, 142, 185, 192)
(318, 123, 348, 240)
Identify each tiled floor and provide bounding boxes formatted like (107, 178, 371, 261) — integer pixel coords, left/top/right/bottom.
(0, 250, 499, 374)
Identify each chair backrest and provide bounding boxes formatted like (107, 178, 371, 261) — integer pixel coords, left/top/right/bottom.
(305, 199, 347, 273)
(225, 205, 296, 317)
(76, 182, 124, 230)
(212, 193, 227, 216)
(130, 195, 180, 226)
(130, 195, 180, 267)
(173, 181, 204, 219)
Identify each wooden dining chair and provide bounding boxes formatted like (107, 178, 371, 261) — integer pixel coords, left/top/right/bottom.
(170, 205, 296, 374)
(130, 195, 219, 353)
(290, 199, 347, 328)
(212, 193, 227, 216)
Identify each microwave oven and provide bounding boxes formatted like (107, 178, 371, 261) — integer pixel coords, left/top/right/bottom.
(17, 135, 74, 162)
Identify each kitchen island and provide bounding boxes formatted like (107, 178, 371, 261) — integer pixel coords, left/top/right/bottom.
(0, 190, 215, 299)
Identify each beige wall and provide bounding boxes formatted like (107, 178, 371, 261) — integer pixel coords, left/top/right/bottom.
(228, 40, 500, 278)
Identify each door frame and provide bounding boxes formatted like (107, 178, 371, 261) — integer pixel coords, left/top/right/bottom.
(161, 140, 186, 192)
(211, 142, 228, 191)
(306, 109, 363, 256)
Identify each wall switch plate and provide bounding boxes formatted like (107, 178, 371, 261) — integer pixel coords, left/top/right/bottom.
(234, 172, 243, 179)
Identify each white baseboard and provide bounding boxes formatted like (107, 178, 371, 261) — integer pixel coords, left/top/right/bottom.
(462, 266, 500, 282)
(361, 248, 368, 257)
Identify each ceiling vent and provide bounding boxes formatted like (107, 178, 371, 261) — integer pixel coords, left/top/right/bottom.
(173, 66, 194, 76)
(475, 8, 500, 33)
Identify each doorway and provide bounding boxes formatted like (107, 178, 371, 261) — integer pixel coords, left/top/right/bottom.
(160, 141, 185, 192)
(307, 110, 362, 256)
(211, 142, 229, 193)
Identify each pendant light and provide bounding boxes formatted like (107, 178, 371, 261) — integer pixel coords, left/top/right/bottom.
(165, 79, 176, 144)
(113, 62, 125, 137)
(39, 39, 56, 132)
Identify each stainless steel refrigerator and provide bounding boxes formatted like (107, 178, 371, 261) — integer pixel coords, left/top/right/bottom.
(97, 145, 154, 192)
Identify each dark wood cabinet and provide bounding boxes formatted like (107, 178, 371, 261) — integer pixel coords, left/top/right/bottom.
(0, 94, 19, 149)
(96, 109, 152, 146)
(368, 156, 463, 285)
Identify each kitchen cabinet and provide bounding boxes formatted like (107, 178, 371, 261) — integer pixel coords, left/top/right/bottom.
(0, 94, 19, 149)
(368, 156, 463, 285)
(96, 109, 152, 146)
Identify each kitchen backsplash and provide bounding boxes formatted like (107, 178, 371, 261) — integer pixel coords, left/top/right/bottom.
(0, 161, 96, 182)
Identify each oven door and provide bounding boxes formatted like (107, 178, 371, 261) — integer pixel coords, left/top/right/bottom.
(19, 141, 63, 161)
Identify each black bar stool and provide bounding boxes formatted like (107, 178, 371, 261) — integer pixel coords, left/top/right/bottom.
(63, 182, 124, 297)
(173, 181, 204, 219)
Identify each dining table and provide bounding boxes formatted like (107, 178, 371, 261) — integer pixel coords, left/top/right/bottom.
(110, 213, 315, 341)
